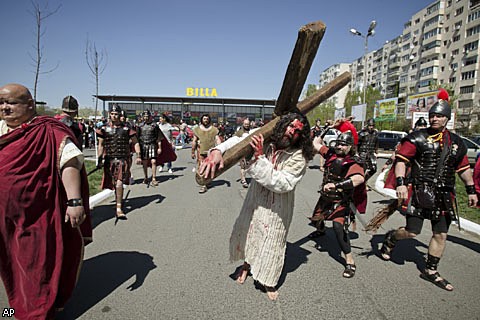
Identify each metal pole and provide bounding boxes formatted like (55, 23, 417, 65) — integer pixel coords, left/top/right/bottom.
(362, 35, 368, 129)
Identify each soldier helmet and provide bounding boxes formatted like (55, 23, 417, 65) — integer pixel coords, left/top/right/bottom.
(110, 104, 122, 113)
(367, 118, 375, 126)
(415, 117, 428, 128)
(142, 110, 151, 117)
(335, 131, 354, 146)
(429, 99, 451, 120)
(62, 95, 78, 113)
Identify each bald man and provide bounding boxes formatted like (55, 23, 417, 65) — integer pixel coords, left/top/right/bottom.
(0, 83, 92, 319)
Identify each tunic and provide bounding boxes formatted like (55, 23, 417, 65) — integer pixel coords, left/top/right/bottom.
(229, 146, 306, 287)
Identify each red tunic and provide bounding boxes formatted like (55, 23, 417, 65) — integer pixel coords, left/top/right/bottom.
(0, 116, 92, 319)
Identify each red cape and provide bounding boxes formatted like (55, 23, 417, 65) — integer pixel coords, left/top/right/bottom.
(0, 116, 92, 319)
(156, 138, 177, 165)
(474, 156, 480, 207)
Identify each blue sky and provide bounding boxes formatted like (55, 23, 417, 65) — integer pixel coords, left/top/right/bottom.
(1, 0, 435, 109)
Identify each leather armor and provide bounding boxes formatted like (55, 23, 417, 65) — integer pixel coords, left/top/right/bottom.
(358, 129, 378, 159)
(407, 129, 466, 189)
(321, 150, 356, 201)
(405, 129, 467, 218)
(138, 122, 158, 145)
(103, 126, 131, 159)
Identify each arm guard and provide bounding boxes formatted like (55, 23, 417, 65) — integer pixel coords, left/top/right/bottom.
(334, 178, 354, 191)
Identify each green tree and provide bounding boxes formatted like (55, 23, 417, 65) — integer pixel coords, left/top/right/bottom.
(343, 86, 382, 123)
(302, 84, 335, 125)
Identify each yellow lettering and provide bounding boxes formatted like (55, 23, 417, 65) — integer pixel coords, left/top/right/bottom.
(186, 87, 218, 97)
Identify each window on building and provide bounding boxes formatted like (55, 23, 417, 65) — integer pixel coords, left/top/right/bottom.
(468, 10, 480, 22)
(451, 63, 459, 71)
(452, 49, 460, 55)
(466, 24, 480, 36)
(419, 79, 432, 87)
(427, 2, 441, 15)
(461, 70, 476, 80)
(460, 86, 475, 94)
(423, 40, 442, 51)
(471, 0, 480, 8)
(455, 7, 464, 16)
(454, 21, 462, 30)
(453, 35, 461, 42)
(465, 56, 478, 65)
(459, 100, 474, 108)
(464, 40, 479, 52)
(423, 28, 441, 40)
(450, 77, 456, 83)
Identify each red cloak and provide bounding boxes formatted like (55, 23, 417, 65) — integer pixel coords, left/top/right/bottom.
(0, 116, 92, 319)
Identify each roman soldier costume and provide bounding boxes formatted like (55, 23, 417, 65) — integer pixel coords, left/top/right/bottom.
(357, 118, 378, 181)
(137, 110, 160, 160)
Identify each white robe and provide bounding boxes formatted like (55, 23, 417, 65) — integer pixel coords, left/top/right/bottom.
(229, 146, 306, 287)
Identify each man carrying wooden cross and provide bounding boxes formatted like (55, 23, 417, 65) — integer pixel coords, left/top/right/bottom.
(197, 20, 351, 300)
(199, 112, 312, 300)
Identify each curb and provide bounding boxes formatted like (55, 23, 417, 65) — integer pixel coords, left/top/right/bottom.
(89, 189, 114, 209)
(374, 171, 480, 236)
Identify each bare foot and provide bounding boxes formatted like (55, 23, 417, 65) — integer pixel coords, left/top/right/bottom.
(235, 264, 249, 284)
(236, 269, 248, 284)
(266, 287, 278, 301)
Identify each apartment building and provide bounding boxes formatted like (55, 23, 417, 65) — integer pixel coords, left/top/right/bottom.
(318, 63, 350, 110)
(324, 0, 480, 132)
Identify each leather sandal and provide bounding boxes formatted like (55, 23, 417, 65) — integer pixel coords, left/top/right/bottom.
(380, 230, 396, 261)
(116, 209, 127, 220)
(343, 264, 356, 278)
(420, 271, 453, 291)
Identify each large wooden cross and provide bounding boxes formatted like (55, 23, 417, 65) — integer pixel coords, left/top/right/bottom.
(196, 20, 351, 186)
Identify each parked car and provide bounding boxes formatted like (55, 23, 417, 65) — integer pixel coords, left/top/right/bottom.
(171, 126, 194, 144)
(377, 130, 408, 150)
(323, 128, 339, 146)
(460, 136, 480, 165)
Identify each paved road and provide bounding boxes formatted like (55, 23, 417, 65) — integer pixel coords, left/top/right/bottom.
(2, 147, 480, 319)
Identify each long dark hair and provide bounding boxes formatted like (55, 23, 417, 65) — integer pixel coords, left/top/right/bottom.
(271, 112, 313, 161)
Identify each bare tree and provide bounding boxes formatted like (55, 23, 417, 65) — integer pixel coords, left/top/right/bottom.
(29, 1, 61, 103)
(85, 37, 108, 119)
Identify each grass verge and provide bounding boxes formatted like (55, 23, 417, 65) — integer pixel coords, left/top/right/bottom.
(85, 160, 103, 196)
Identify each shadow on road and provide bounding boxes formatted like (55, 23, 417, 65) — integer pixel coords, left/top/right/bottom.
(57, 251, 156, 320)
(277, 236, 314, 288)
(91, 194, 165, 228)
(364, 234, 428, 272)
(447, 234, 480, 253)
(208, 179, 232, 189)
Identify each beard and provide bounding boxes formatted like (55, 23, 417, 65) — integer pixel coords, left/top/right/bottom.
(276, 135, 292, 149)
(334, 147, 347, 156)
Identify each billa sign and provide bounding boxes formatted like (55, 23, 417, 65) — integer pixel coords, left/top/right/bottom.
(186, 87, 218, 97)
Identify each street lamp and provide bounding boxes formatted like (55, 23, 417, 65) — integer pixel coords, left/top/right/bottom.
(350, 20, 377, 127)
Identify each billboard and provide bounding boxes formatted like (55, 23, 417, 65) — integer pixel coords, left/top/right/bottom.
(334, 107, 346, 119)
(411, 111, 456, 130)
(351, 104, 366, 122)
(374, 98, 398, 121)
(406, 91, 437, 119)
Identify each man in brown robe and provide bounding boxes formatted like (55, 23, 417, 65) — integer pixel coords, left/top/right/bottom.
(0, 83, 92, 319)
(191, 113, 220, 193)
